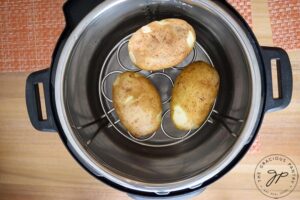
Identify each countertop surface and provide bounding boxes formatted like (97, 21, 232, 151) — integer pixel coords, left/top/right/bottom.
(0, 0, 300, 199)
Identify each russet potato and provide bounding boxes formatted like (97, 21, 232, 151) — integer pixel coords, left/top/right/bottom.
(128, 18, 196, 71)
(112, 72, 162, 137)
(171, 61, 220, 130)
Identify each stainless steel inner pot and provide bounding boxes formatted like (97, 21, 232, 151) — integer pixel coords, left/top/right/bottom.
(54, 0, 263, 194)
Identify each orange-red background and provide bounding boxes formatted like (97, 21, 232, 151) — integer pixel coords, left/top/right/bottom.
(0, 0, 299, 72)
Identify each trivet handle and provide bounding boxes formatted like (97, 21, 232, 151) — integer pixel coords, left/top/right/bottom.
(262, 47, 293, 113)
(26, 69, 57, 132)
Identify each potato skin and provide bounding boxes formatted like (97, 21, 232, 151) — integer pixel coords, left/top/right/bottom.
(128, 18, 196, 71)
(112, 72, 162, 137)
(171, 61, 220, 130)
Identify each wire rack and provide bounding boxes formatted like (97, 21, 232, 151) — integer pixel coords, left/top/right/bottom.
(76, 34, 244, 147)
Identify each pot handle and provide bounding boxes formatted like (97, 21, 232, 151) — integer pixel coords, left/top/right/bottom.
(261, 47, 293, 113)
(128, 187, 205, 200)
(26, 69, 57, 132)
(63, 0, 105, 29)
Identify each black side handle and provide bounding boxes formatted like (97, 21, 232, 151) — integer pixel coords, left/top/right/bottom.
(26, 69, 57, 132)
(63, 0, 105, 30)
(262, 47, 293, 112)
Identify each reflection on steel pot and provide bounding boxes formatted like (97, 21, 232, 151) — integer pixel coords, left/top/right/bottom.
(25, 0, 292, 199)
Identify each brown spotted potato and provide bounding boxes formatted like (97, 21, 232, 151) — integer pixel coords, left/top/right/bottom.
(112, 72, 162, 137)
(171, 61, 220, 131)
(128, 18, 196, 71)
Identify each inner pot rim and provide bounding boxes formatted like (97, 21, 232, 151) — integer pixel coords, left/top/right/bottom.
(54, 0, 263, 193)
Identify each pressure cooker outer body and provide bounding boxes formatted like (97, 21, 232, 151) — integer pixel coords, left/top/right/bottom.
(24, 0, 292, 198)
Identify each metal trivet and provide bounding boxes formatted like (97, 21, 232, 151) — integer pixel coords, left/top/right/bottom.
(75, 34, 244, 147)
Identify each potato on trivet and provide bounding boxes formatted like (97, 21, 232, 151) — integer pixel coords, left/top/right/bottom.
(171, 61, 220, 130)
(128, 18, 196, 71)
(112, 72, 162, 137)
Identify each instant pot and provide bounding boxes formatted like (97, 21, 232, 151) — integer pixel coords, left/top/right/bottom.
(26, 0, 293, 199)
